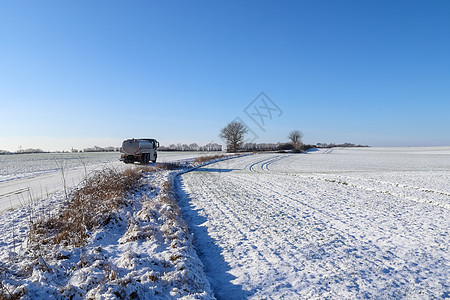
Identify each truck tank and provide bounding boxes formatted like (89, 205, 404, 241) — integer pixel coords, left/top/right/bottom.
(120, 138, 159, 164)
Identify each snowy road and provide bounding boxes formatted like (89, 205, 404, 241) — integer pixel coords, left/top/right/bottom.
(178, 148, 450, 299)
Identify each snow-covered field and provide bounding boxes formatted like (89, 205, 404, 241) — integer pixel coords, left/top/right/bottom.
(178, 147, 450, 299)
(0, 152, 119, 183)
(0, 147, 449, 299)
(0, 151, 222, 213)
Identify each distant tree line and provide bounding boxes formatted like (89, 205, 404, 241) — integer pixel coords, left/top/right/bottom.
(0, 146, 123, 155)
(316, 142, 369, 148)
(159, 142, 222, 152)
(0, 148, 46, 155)
(78, 146, 120, 153)
(1, 140, 369, 156)
(239, 142, 310, 152)
(0, 149, 13, 155)
(241, 143, 280, 151)
(240, 142, 368, 152)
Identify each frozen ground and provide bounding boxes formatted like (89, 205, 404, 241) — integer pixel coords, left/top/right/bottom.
(178, 147, 450, 299)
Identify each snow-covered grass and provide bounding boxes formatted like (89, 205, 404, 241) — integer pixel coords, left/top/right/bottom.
(0, 161, 216, 299)
(178, 147, 450, 299)
(29, 167, 143, 248)
(193, 154, 232, 165)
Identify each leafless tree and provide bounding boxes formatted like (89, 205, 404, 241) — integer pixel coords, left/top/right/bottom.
(288, 130, 303, 151)
(189, 143, 199, 151)
(220, 121, 248, 152)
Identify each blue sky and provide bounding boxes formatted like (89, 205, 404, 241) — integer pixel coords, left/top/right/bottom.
(1, 0, 449, 151)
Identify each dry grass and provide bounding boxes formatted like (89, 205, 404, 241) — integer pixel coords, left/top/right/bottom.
(29, 168, 144, 247)
(0, 276, 24, 300)
(159, 181, 182, 221)
(26, 156, 228, 250)
(193, 154, 229, 165)
(28, 162, 182, 248)
(138, 162, 182, 173)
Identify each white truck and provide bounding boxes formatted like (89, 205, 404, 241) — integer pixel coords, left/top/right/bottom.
(120, 138, 159, 164)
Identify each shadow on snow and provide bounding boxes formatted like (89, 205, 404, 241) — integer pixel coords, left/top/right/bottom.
(175, 176, 248, 300)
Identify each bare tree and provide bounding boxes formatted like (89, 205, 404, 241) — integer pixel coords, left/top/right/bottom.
(220, 121, 248, 152)
(288, 130, 303, 151)
(189, 143, 199, 151)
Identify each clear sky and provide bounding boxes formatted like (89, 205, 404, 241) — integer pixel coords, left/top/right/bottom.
(1, 0, 449, 151)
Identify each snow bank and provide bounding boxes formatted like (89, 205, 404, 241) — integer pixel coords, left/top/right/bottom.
(0, 168, 214, 299)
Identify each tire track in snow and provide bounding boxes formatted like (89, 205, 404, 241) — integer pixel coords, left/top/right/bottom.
(247, 154, 291, 172)
(259, 155, 290, 171)
(322, 148, 334, 154)
(246, 155, 277, 172)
